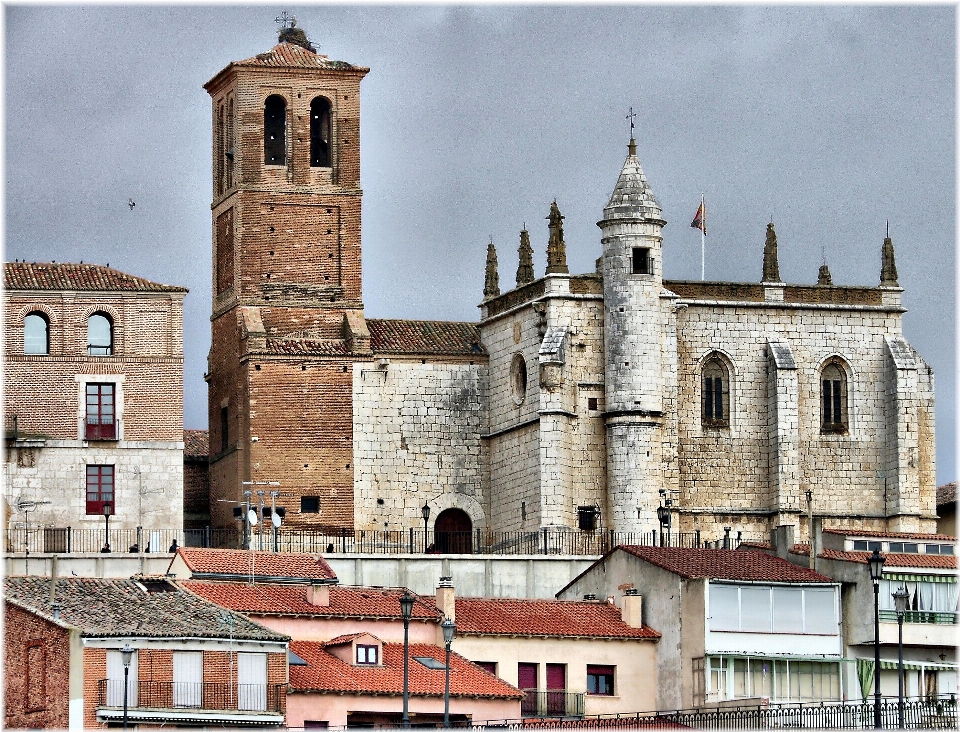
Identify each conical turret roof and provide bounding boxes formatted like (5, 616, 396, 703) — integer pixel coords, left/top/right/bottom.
(603, 139, 664, 224)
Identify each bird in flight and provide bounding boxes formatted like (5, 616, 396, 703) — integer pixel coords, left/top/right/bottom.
(128, 198, 136, 210)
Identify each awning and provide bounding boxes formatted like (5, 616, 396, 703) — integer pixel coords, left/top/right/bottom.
(884, 573, 957, 583)
(879, 661, 957, 671)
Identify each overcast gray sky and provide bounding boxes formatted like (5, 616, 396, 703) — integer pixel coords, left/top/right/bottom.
(5, 5, 955, 484)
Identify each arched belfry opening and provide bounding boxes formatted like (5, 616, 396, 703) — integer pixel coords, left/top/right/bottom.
(264, 95, 287, 165)
(435, 508, 472, 554)
(310, 97, 332, 167)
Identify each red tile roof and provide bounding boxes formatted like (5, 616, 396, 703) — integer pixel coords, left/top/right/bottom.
(937, 482, 957, 507)
(174, 548, 336, 582)
(796, 547, 958, 570)
(5, 262, 187, 292)
(181, 582, 442, 620)
(367, 319, 486, 357)
(233, 43, 368, 72)
(183, 430, 208, 458)
(453, 598, 659, 640)
(822, 528, 956, 541)
(618, 546, 834, 583)
(264, 338, 351, 356)
(289, 640, 522, 699)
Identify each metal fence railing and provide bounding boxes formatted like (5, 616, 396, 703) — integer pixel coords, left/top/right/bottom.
(6, 526, 765, 557)
(521, 690, 586, 718)
(475, 695, 959, 730)
(96, 680, 285, 714)
(879, 609, 958, 625)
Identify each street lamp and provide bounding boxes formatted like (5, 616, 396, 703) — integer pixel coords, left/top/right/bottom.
(656, 493, 672, 547)
(893, 585, 910, 728)
(867, 548, 886, 729)
(120, 643, 134, 731)
(102, 503, 113, 553)
(399, 591, 415, 728)
(421, 502, 431, 553)
(442, 617, 456, 727)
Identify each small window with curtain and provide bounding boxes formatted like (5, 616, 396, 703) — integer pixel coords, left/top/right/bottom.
(24, 312, 50, 355)
(356, 645, 378, 665)
(587, 665, 615, 695)
(820, 360, 848, 434)
(702, 357, 730, 428)
(87, 313, 113, 356)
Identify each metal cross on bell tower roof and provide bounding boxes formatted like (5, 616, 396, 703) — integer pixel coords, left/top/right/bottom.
(626, 107, 638, 156)
(275, 11, 296, 30)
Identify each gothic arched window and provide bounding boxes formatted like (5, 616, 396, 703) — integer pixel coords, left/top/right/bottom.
(24, 312, 49, 355)
(310, 96, 332, 167)
(821, 360, 848, 433)
(702, 357, 729, 428)
(264, 95, 287, 165)
(87, 313, 113, 356)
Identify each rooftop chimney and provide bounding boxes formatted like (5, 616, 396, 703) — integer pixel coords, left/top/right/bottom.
(770, 524, 795, 560)
(436, 576, 455, 622)
(621, 588, 643, 628)
(306, 582, 330, 607)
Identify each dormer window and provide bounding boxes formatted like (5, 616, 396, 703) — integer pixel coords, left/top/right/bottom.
(356, 644, 378, 665)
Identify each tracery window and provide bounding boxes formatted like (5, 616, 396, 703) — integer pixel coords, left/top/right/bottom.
(702, 357, 729, 428)
(264, 95, 287, 165)
(821, 360, 848, 434)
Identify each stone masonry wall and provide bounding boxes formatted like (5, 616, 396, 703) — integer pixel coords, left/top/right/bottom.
(353, 360, 486, 532)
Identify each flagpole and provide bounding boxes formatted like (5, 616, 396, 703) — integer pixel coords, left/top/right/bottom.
(700, 192, 705, 281)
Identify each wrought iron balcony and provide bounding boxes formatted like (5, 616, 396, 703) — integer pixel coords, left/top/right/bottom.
(96, 680, 285, 720)
(520, 689, 585, 718)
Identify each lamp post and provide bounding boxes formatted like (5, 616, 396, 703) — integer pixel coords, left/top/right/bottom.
(421, 502, 431, 553)
(893, 585, 910, 728)
(399, 591, 415, 728)
(102, 503, 113, 552)
(120, 644, 133, 731)
(867, 548, 886, 729)
(442, 617, 456, 727)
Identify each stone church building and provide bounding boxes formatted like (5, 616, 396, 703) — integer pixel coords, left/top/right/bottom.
(205, 27, 936, 545)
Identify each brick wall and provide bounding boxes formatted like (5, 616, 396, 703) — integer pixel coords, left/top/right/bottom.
(4, 603, 72, 729)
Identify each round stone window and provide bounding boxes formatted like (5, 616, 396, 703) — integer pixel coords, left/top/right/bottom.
(511, 353, 527, 405)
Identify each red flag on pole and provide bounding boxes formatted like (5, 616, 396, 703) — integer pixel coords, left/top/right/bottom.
(691, 202, 706, 235)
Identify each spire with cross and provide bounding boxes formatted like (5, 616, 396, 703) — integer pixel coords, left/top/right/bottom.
(626, 107, 638, 156)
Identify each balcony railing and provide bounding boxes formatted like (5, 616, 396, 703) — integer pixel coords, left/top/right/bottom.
(96, 680, 285, 714)
(880, 610, 958, 625)
(7, 526, 766, 557)
(520, 689, 585, 718)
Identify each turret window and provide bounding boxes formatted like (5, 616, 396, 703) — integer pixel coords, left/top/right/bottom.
(821, 361, 848, 434)
(631, 247, 650, 274)
(264, 95, 287, 165)
(310, 97, 332, 167)
(702, 357, 729, 428)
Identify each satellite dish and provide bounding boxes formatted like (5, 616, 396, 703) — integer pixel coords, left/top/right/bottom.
(272, 512, 282, 528)
(247, 509, 259, 526)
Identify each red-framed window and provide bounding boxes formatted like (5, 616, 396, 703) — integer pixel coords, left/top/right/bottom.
(356, 644, 379, 665)
(86, 465, 114, 515)
(85, 383, 116, 440)
(587, 665, 615, 695)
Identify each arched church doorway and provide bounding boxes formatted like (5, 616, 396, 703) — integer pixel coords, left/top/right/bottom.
(434, 508, 472, 554)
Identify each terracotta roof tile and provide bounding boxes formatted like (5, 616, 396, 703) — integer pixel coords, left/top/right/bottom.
(618, 546, 834, 582)
(802, 548, 958, 570)
(183, 430, 208, 458)
(264, 338, 351, 356)
(181, 582, 442, 620)
(174, 548, 336, 582)
(289, 641, 522, 699)
(822, 528, 956, 541)
(937, 482, 956, 507)
(233, 43, 367, 72)
(5, 262, 187, 292)
(453, 597, 659, 639)
(4, 577, 286, 641)
(367, 319, 486, 356)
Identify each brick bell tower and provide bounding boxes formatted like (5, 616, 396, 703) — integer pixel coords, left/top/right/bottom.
(204, 23, 370, 537)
